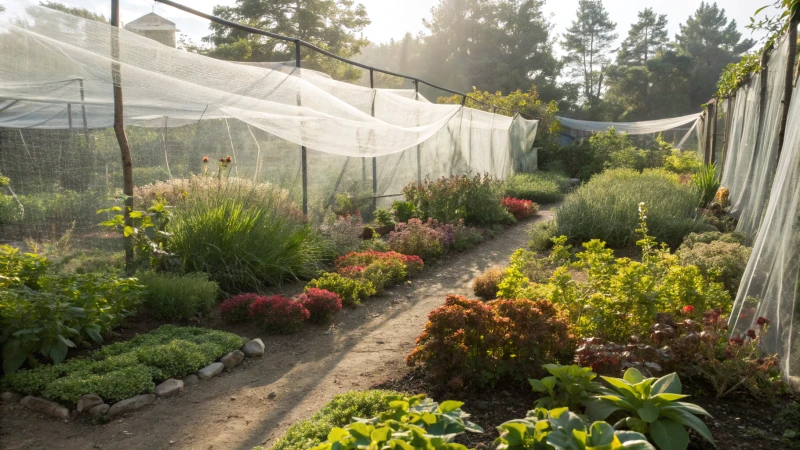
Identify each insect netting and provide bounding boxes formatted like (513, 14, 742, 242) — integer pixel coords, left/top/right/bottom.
(0, 3, 538, 242)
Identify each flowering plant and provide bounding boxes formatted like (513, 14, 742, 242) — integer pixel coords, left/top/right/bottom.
(502, 197, 538, 220)
(388, 218, 446, 260)
(220, 293, 261, 323)
(297, 288, 342, 324)
(249, 295, 310, 333)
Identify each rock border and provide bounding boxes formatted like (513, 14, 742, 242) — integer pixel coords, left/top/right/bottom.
(3, 337, 264, 422)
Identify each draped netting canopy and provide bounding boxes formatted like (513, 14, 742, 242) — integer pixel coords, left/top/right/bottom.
(0, 2, 537, 237)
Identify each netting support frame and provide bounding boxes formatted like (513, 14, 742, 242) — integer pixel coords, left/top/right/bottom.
(777, 18, 799, 163)
(294, 39, 309, 216)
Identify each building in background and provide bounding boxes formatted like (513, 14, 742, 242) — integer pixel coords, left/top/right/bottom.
(124, 13, 177, 48)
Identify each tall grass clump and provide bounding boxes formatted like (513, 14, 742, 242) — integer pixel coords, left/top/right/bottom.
(555, 168, 703, 248)
(165, 178, 326, 293)
(137, 272, 218, 320)
(693, 163, 720, 207)
(503, 171, 571, 204)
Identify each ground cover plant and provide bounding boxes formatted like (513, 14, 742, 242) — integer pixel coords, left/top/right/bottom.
(1, 325, 243, 404)
(503, 171, 570, 204)
(0, 245, 144, 373)
(137, 271, 219, 320)
(677, 231, 751, 296)
(555, 168, 704, 249)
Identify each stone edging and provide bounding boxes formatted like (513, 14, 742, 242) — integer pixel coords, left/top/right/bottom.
(1, 338, 265, 421)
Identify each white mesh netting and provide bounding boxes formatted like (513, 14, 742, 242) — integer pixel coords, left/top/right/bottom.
(0, 3, 537, 239)
(720, 33, 791, 240)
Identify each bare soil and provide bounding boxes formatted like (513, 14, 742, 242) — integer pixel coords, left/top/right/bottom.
(0, 210, 552, 450)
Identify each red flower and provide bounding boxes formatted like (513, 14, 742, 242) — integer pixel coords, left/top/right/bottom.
(219, 158, 225, 163)
(226, 155, 232, 162)
(728, 336, 744, 346)
(202, 156, 209, 163)
(746, 329, 757, 340)
(756, 317, 770, 326)
(682, 305, 695, 314)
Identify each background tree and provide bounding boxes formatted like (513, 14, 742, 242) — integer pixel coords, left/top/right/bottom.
(561, 0, 617, 114)
(201, 0, 370, 80)
(617, 8, 668, 67)
(40, 1, 108, 22)
(675, 2, 755, 108)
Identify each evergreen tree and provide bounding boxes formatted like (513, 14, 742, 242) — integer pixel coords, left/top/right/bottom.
(561, 0, 617, 111)
(39, 1, 108, 23)
(201, 0, 370, 79)
(675, 1, 755, 108)
(617, 8, 668, 66)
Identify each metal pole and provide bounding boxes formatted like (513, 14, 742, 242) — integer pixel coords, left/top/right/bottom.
(295, 40, 308, 216)
(415, 80, 421, 183)
(67, 103, 73, 131)
(110, 0, 135, 271)
(370, 69, 377, 212)
(709, 99, 718, 165)
(776, 18, 799, 163)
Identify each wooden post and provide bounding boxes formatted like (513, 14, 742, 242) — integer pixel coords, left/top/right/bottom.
(415, 80, 422, 183)
(709, 99, 718, 165)
(720, 96, 733, 171)
(702, 104, 713, 165)
(777, 18, 799, 163)
(110, 0, 135, 271)
(295, 40, 308, 216)
(369, 69, 377, 212)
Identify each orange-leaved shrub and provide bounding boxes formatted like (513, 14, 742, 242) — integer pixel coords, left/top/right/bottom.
(406, 294, 574, 388)
(472, 267, 504, 300)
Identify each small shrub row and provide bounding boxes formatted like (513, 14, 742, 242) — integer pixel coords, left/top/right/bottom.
(1, 325, 243, 404)
(503, 171, 571, 204)
(220, 289, 343, 332)
(137, 271, 219, 320)
(307, 251, 424, 306)
(388, 218, 484, 260)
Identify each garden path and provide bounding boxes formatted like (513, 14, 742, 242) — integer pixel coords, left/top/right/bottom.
(0, 209, 554, 450)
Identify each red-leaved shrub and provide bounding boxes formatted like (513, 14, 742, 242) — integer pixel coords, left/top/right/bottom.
(220, 293, 261, 323)
(298, 288, 343, 324)
(502, 197, 538, 220)
(406, 295, 574, 388)
(249, 295, 310, 333)
(401, 255, 424, 276)
(335, 250, 424, 277)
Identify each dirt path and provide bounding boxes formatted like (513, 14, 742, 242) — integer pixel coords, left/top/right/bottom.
(0, 210, 553, 450)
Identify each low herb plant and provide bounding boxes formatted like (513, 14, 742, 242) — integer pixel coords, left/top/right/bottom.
(219, 293, 260, 323)
(137, 271, 218, 320)
(677, 232, 751, 296)
(319, 212, 363, 258)
(529, 364, 604, 412)
(1, 325, 243, 404)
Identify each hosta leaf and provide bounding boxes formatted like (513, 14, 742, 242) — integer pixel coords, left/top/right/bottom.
(651, 373, 682, 395)
(2, 342, 27, 374)
(371, 426, 392, 442)
(585, 398, 622, 421)
(439, 400, 464, 414)
(50, 340, 69, 364)
(660, 407, 715, 446)
(586, 421, 616, 446)
(636, 401, 660, 423)
(615, 430, 649, 444)
(623, 368, 644, 384)
(327, 428, 349, 442)
(530, 378, 548, 392)
(601, 377, 639, 401)
(649, 419, 689, 450)
(673, 402, 712, 418)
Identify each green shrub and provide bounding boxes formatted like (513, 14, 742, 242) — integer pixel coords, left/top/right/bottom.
(504, 171, 570, 204)
(528, 220, 558, 251)
(0, 244, 49, 288)
(402, 174, 511, 227)
(306, 272, 376, 306)
(555, 168, 703, 249)
(166, 177, 326, 293)
(269, 390, 403, 450)
(391, 201, 417, 223)
(1, 325, 243, 404)
(678, 237, 751, 296)
(664, 149, 702, 174)
(137, 272, 218, 320)
(0, 269, 144, 373)
(453, 222, 484, 251)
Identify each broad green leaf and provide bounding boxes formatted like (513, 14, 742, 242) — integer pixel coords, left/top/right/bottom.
(123, 226, 135, 237)
(51, 340, 69, 364)
(651, 373, 682, 395)
(2, 342, 27, 374)
(530, 378, 548, 392)
(660, 407, 715, 446)
(439, 400, 464, 414)
(649, 419, 689, 450)
(601, 377, 639, 401)
(129, 211, 143, 219)
(636, 401, 660, 423)
(327, 428, 349, 442)
(371, 426, 392, 442)
(673, 402, 712, 418)
(615, 431, 649, 444)
(623, 368, 644, 384)
(651, 393, 689, 405)
(585, 398, 622, 421)
(587, 421, 616, 446)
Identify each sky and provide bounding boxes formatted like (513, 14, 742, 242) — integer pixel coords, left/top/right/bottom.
(37, 0, 777, 51)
